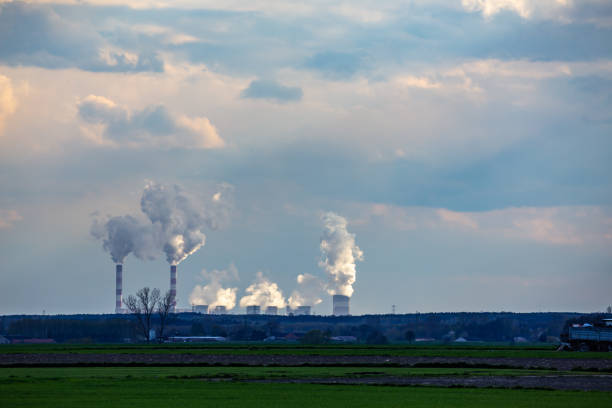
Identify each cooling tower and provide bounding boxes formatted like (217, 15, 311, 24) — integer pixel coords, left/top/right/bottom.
(296, 305, 311, 316)
(265, 306, 278, 315)
(246, 305, 260, 315)
(115, 264, 123, 314)
(170, 264, 177, 313)
(332, 295, 349, 316)
(192, 305, 208, 314)
(214, 305, 227, 314)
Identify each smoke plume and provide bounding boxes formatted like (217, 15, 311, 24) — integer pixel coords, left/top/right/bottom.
(90, 215, 158, 264)
(239, 272, 287, 308)
(92, 181, 231, 265)
(288, 273, 324, 308)
(140, 181, 227, 265)
(189, 264, 238, 310)
(319, 212, 363, 297)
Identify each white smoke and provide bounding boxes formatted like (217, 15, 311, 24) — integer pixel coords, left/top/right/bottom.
(319, 212, 363, 297)
(239, 271, 287, 309)
(189, 264, 238, 310)
(140, 181, 231, 265)
(92, 181, 231, 265)
(90, 215, 159, 264)
(288, 273, 324, 308)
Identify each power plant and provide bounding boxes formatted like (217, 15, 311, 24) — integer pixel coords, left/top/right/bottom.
(265, 306, 278, 315)
(333, 295, 350, 316)
(170, 265, 177, 313)
(246, 305, 260, 315)
(213, 305, 227, 314)
(115, 264, 123, 314)
(192, 305, 208, 314)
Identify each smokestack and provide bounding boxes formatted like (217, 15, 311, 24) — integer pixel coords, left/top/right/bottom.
(333, 295, 349, 316)
(170, 264, 177, 313)
(115, 264, 123, 313)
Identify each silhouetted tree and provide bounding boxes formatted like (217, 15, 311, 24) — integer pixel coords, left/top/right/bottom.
(126, 287, 160, 342)
(157, 290, 173, 340)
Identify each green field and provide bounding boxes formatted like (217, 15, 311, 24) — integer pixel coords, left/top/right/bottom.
(1, 377, 610, 408)
(3, 343, 610, 359)
(0, 366, 590, 380)
(2, 344, 610, 407)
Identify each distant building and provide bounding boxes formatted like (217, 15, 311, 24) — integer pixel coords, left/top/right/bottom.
(330, 336, 357, 343)
(192, 305, 208, 314)
(213, 305, 227, 314)
(246, 305, 261, 315)
(265, 306, 278, 315)
(166, 336, 226, 343)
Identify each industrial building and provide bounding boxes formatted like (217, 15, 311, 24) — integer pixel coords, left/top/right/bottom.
(265, 306, 278, 315)
(192, 305, 208, 314)
(213, 305, 227, 314)
(333, 295, 350, 316)
(246, 305, 261, 315)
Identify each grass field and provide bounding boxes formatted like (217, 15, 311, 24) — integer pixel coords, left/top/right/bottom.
(1, 344, 610, 407)
(1, 378, 610, 408)
(0, 365, 589, 380)
(3, 343, 611, 359)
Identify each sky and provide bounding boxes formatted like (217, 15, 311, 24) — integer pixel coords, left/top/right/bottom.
(0, 0, 611, 315)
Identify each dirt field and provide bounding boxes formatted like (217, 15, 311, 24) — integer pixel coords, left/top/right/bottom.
(2, 353, 611, 371)
(246, 375, 612, 391)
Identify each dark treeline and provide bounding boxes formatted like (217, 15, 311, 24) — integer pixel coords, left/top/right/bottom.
(0, 312, 593, 344)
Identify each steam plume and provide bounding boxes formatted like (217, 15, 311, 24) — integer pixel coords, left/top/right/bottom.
(239, 272, 286, 308)
(288, 273, 324, 308)
(140, 181, 226, 265)
(189, 264, 238, 310)
(319, 212, 363, 297)
(90, 215, 158, 263)
(92, 181, 231, 264)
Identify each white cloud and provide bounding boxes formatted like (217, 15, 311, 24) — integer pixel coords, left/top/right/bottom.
(0, 209, 22, 229)
(0, 74, 17, 133)
(77, 94, 224, 149)
(359, 203, 612, 246)
(461, 0, 572, 19)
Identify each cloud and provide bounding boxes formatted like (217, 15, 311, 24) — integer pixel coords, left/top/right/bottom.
(77, 95, 224, 149)
(189, 264, 239, 310)
(360, 203, 612, 246)
(241, 79, 303, 103)
(0, 74, 16, 132)
(0, 1, 163, 72)
(0, 209, 22, 229)
(304, 51, 365, 79)
(239, 271, 287, 308)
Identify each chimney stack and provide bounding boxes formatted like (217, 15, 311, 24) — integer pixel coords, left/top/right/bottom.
(115, 264, 123, 314)
(170, 264, 177, 313)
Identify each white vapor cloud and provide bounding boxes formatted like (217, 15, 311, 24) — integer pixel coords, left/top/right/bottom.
(239, 271, 287, 308)
(77, 95, 224, 149)
(189, 264, 239, 310)
(319, 212, 363, 297)
(288, 273, 324, 308)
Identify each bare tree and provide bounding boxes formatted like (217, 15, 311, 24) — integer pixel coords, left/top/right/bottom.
(125, 287, 160, 342)
(157, 290, 173, 341)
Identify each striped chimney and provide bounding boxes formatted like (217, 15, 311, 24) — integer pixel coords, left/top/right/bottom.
(115, 264, 123, 313)
(170, 264, 177, 312)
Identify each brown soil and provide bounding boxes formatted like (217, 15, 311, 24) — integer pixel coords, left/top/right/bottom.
(1, 353, 611, 371)
(245, 375, 612, 391)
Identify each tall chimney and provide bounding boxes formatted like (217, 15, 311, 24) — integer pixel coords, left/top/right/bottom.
(170, 264, 177, 312)
(115, 264, 123, 314)
(333, 294, 349, 316)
